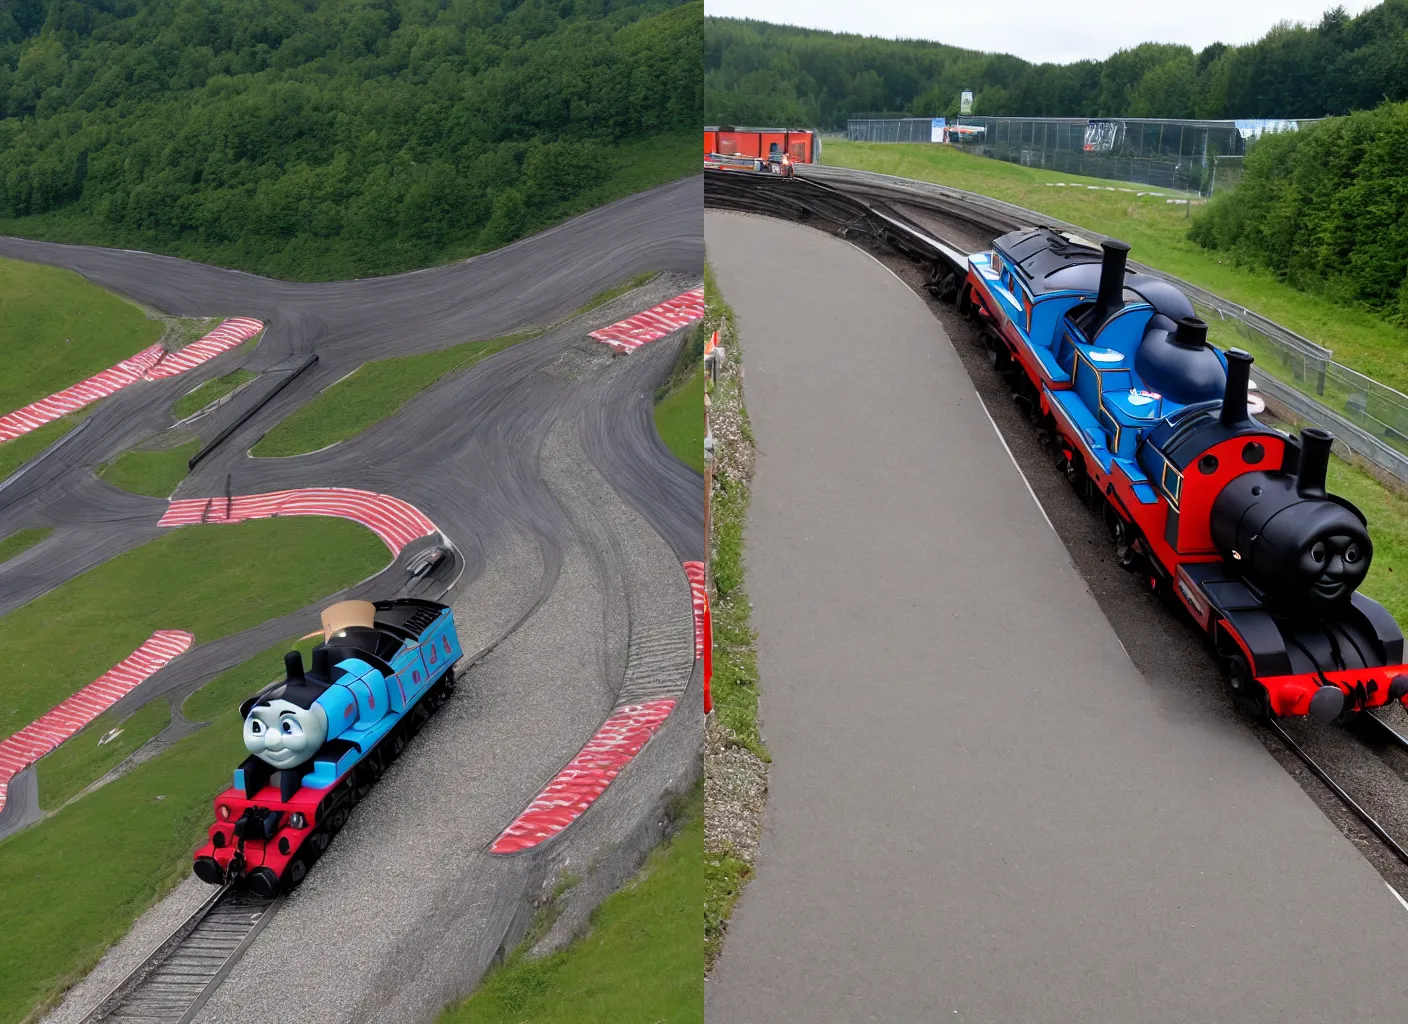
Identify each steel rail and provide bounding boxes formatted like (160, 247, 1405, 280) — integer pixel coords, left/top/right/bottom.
(79, 886, 282, 1024)
(1264, 718, 1408, 868)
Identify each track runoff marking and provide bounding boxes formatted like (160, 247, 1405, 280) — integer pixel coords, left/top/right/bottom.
(144, 317, 264, 379)
(489, 699, 677, 854)
(0, 318, 264, 443)
(160, 487, 437, 556)
(0, 630, 194, 814)
(490, 561, 709, 853)
(588, 288, 705, 353)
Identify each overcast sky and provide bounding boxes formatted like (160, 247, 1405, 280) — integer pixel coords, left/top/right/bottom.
(705, 0, 1384, 65)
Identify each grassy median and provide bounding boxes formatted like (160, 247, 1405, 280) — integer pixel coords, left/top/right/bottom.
(97, 439, 201, 498)
(0, 527, 51, 566)
(173, 369, 257, 420)
(252, 332, 535, 457)
(822, 141, 1408, 393)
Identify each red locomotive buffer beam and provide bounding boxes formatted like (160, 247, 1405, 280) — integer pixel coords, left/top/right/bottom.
(1258, 665, 1408, 719)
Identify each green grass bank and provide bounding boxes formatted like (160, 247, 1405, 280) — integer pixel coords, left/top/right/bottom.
(0, 257, 162, 416)
(438, 790, 703, 1024)
(822, 141, 1408, 393)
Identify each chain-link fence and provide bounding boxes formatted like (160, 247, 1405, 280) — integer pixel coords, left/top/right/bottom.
(846, 117, 1314, 195)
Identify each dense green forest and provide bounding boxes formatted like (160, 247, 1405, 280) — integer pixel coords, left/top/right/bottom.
(0, 0, 701, 280)
(1189, 99, 1408, 323)
(706, 2, 1408, 126)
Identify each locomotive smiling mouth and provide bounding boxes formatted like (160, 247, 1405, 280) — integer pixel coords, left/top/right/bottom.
(1314, 578, 1346, 598)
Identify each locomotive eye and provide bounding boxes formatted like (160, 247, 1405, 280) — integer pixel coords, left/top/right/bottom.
(280, 718, 303, 736)
(1345, 544, 1360, 564)
(250, 721, 262, 734)
(1311, 541, 1326, 564)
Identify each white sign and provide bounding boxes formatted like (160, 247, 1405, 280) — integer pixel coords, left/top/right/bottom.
(960, 91, 973, 114)
(931, 117, 947, 143)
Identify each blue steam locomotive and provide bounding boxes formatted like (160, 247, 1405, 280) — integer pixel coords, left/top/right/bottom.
(193, 598, 462, 895)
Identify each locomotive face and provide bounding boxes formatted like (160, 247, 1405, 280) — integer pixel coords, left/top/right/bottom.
(244, 698, 329, 769)
(1295, 530, 1370, 609)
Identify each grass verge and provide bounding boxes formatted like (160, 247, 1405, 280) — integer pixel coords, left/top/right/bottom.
(438, 787, 703, 1024)
(822, 141, 1408, 393)
(0, 257, 162, 416)
(0, 409, 93, 484)
(0, 641, 305, 1024)
(36, 700, 171, 811)
(0, 516, 387, 743)
(251, 332, 536, 457)
(172, 369, 257, 420)
(655, 366, 705, 474)
(0, 527, 51, 566)
(97, 439, 200, 498)
(701, 260, 767, 970)
(578, 271, 660, 317)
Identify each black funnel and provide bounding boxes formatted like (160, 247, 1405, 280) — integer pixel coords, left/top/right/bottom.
(1173, 316, 1208, 349)
(1095, 240, 1132, 317)
(1296, 428, 1333, 499)
(284, 650, 305, 681)
(1220, 348, 1254, 428)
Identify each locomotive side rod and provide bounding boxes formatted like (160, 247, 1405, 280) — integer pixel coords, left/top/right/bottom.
(1264, 718, 1408, 868)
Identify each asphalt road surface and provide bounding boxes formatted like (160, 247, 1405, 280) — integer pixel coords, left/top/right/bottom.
(704, 211, 1408, 1024)
(0, 180, 702, 1022)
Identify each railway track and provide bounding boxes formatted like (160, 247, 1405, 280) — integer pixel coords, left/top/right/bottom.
(706, 164, 1408, 894)
(80, 886, 281, 1024)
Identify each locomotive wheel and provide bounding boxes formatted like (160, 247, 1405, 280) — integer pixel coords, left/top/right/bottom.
(1222, 652, 1270, 719)
(386, 725, 407, 762)
(985, 336, 1009, 371)
(283, 856, 309, 892)
(328, 807, 349, 833)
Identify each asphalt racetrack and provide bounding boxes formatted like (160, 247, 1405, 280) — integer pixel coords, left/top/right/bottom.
(704, 211, 1408, 1024)
(0, 179, 703, 1023)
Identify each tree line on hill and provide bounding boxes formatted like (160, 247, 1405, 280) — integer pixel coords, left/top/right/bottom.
(1189, 99, 1408, 324)
(0, 0, 701, 280)
(706, 3, 1408, 127)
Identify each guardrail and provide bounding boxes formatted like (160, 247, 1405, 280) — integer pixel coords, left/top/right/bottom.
(792, 164, 1408, 484)
(187, 354, 319, 469)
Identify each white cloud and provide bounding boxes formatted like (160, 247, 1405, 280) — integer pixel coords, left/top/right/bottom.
(705, 0, 1384, 65)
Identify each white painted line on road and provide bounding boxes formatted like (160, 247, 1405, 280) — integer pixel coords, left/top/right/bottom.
(1388, 882, 1408, 914)
(974, 390, 1056, 535)
(851, 244, 917, 293)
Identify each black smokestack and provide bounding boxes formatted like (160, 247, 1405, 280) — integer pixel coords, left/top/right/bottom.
(1173, 316, 1208, 349)
(1096, 239, 1132, 317)
(1296, 428, 1333, 499)
(285, 650, 305, 681)
(1220, 348, 1254, 428)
